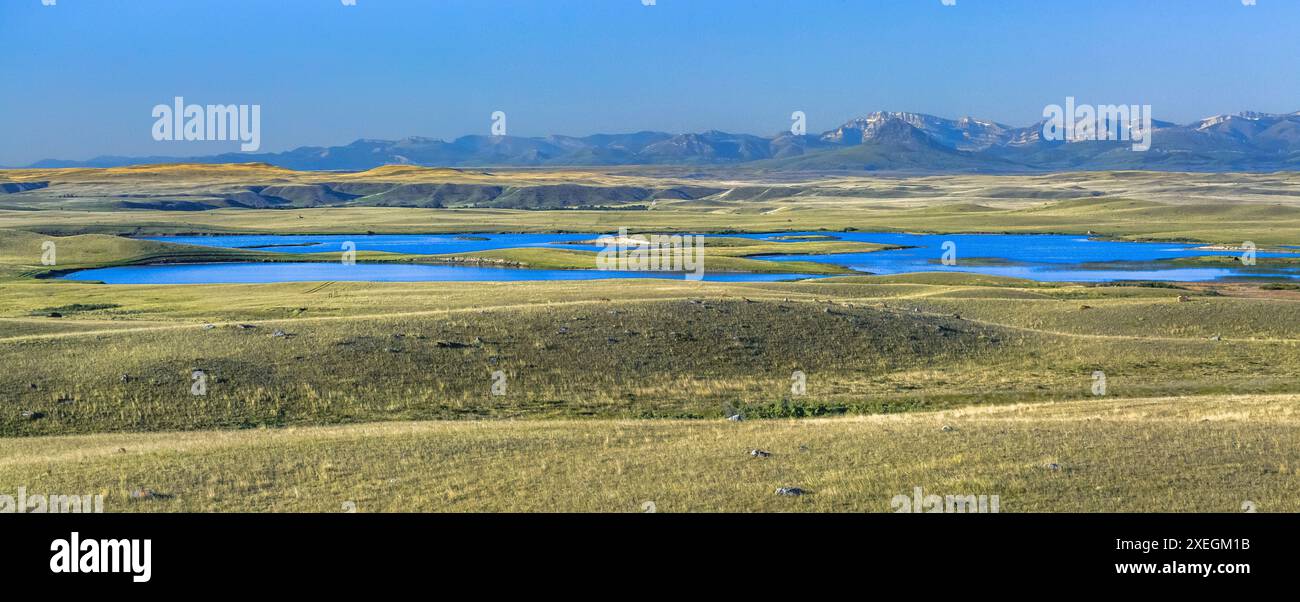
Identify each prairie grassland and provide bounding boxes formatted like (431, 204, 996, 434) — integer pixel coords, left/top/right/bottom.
(1, 393, 1296, 512)
(5, 196, 1300, 246)
(4, 164, 1299, 209)
(2, 168, 1299, 512)
(4, 168, 1300, 247)
(4, 273, 1300, 436)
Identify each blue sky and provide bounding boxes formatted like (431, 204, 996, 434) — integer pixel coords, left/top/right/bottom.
(2, 0, 1297, 165)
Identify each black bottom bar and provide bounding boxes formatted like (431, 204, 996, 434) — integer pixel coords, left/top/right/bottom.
(4, 513, 1283, 591)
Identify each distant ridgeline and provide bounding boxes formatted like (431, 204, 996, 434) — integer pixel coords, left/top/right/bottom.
(24, 110, 1300, 173)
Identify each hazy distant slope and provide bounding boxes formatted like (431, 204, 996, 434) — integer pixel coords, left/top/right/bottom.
(24, 110, 1300, 173)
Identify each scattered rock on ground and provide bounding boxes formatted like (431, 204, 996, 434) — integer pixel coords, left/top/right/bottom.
(130, 488, 167, 500)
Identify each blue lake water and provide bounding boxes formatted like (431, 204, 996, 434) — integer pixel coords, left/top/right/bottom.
(748, 232, 1297, 282)
(59, 232, 1299, 284)
(144, 233, 609, 254)
(65, 262, 813, 284)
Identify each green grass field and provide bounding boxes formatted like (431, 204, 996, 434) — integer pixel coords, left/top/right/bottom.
(6, 275, 1300, 437)
(2, 166, 1298, 512)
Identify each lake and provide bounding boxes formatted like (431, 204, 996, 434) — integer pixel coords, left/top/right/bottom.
(65, 262, 815, 284)
(59, 232, 1299, 284)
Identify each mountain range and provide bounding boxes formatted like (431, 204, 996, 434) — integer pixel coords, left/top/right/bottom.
(25, 110, 1300, 173)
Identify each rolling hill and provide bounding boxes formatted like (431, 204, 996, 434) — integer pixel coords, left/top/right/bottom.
(23, 110, 1300, 173)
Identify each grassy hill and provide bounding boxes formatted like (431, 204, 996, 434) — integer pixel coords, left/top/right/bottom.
(5, 274, 1300, 436)
(2, 393, 1294, 512)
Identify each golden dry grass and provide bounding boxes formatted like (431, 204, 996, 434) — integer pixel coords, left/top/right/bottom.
(1, 393, 1295, 512)
(4, 168, 1300, 244)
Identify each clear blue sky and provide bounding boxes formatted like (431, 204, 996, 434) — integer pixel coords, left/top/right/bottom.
(2, 0, 1297, 165)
